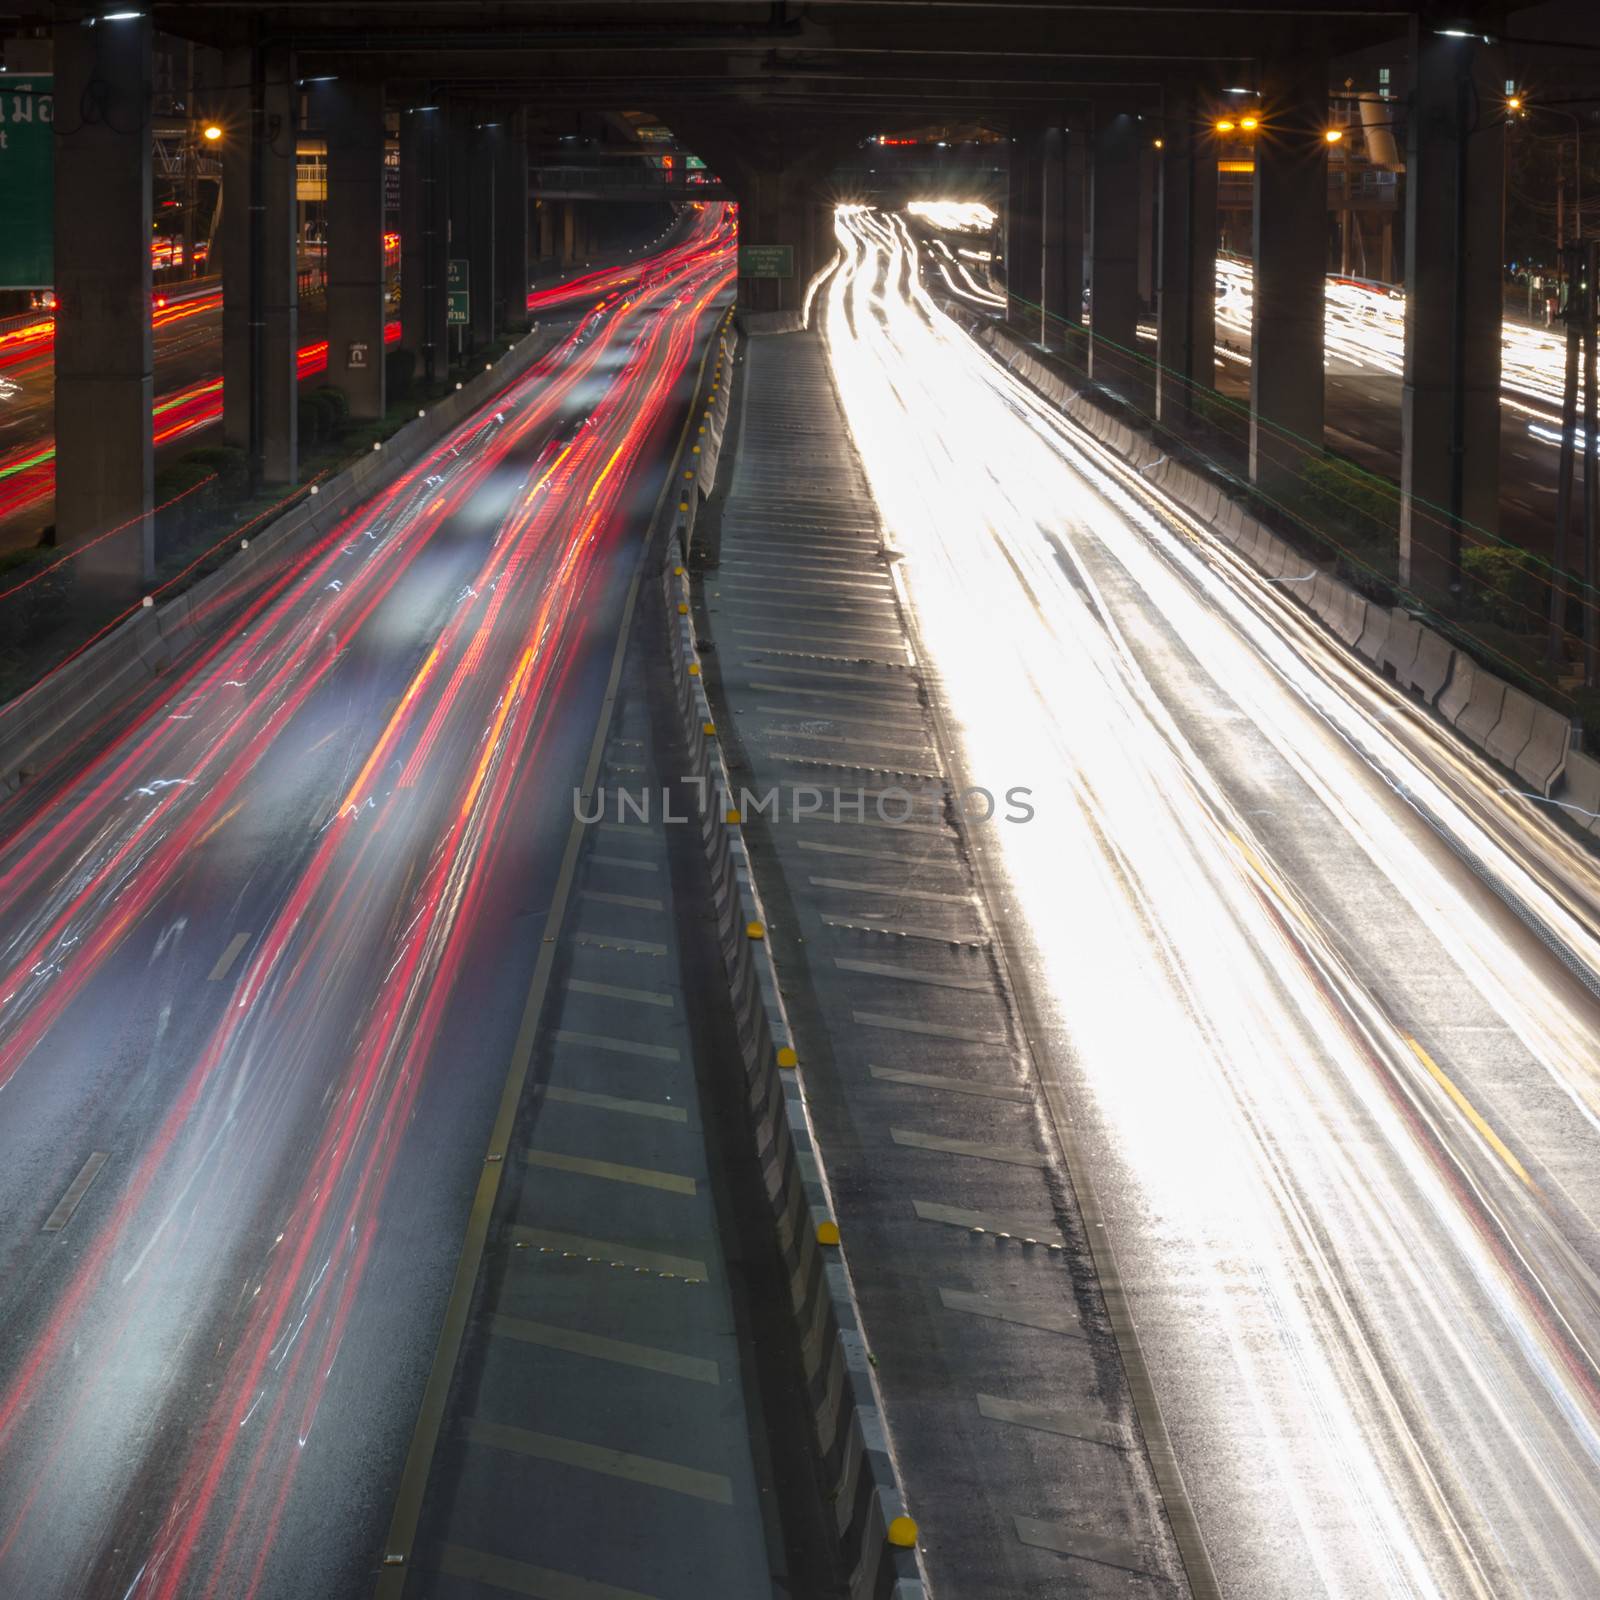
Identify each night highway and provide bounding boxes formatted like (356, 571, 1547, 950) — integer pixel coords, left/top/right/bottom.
(827, 204, 1600, 1599)
(8, 3, 1600, 1598)
(0, 205, 733, 1600)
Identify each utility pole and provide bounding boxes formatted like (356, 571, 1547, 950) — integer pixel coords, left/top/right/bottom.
(1549, 242, 1586, 669)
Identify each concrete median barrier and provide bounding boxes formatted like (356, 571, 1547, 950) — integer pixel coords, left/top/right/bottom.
(1485, 685, 1539, 773)
(1403, 627, 1455, 703)
(1354, 602, 1390, 664)
(1381, 611, 1422, 684)
(1513, 701, 1572, 796)
(1453, 666, 1509, 747)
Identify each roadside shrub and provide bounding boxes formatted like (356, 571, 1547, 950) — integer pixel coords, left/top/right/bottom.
(1300, 454, 1400, 535)
(1461, 543, 1548, 632)
(0, 549, 74, 658)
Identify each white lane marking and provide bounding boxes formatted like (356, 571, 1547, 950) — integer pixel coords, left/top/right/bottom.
(580, 890, 664, 912)
(822, 915, 989, 945)
(42, 1152, 110, 1233)
(524, 1149, 695, 1194)
(588, 854, 660, 873)
(564, 978, 673, 1007)
(872, 1065, 1030, 1101)
(551, 1029, 680, 1062)
(858, 1010, 1003, 1044)
(207, 930, 251, 982)
(839, 958, 992, 991)
(912, 1199, 1058, 1236)
(534, 1085, 687, 1123)
(573, 932, 668, 955)
(892, 1128, 1046, 1166)
(510, 1224, 703, 1277)
(810, 877, 972, 905)
(939, 1289, 1081, 1336)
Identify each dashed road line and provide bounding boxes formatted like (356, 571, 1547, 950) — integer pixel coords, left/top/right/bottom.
(839, 958, 991, 990)
(855, 1010, 1004, 1044)
(524, 1149, 696, 1195)
(588, 855, 660, 873)
(488, 1315, 717, 1383)
(1013, 1516, 1152, 1574)
(564, 979, 674, 1007)
(579, 890, 665, 912)
(939, 1289, 1081, 1335)
(573, 932, 667, 955)
(534, 1085, 687, 1123)
(509, 1225, 706, 1279)
(871, 1066, 1030, 1101)
(810, 877, 972, 905)
(464, 1420, 734, 1505)
(42, 1152, 109, 1233)
(912, 1199, 1059, 1237)
(439, 1543, 659, 1600)
(551, 1029, 680, 1062)
(977, 1393, 1128, 1446)
(821, 914, 987, 945)
(207, 930, 251, 982)
(892, 1129, 1046, 1167)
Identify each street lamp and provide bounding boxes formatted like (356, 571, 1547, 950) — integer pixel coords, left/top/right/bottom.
(1324, 128, 1345, 144)
(202, 123, 222, 142)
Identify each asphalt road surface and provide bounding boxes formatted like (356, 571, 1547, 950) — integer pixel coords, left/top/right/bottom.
(830, 205, 1600, 1600)
(0, 206, 733, 1600)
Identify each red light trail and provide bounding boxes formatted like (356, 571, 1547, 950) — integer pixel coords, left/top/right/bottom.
(0, 205, 733, 1598)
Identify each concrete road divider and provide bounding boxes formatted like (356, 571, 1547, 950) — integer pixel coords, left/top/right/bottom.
(1381, 610, 1422, 684)
(1403, 627, 1455, 703)
(658, 335, 927, 1600)
(1453, 663, 1509, 746)
(1355, 602, 1390, 664)
(1512, 698, 1572, 796)
(1331, 586, 1368, 647)
(1559, 750, 1600, 833)
(1484, 684, 1537, 770)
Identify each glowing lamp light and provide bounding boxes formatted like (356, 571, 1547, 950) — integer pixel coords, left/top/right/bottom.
(1215, 119, 1236, 134)
(1239, 115, 1260, 132)
(202, 124, 223, 142)
(1324, 127, 1345, 144)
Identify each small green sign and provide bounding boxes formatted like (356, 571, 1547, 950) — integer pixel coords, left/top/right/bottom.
(0, 77, 54, 289)
(738, 244, 794, 280)
(447, 257, 470, 325)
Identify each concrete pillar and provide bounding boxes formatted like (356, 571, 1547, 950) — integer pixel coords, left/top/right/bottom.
(400, 104, 447, 383)
(1400, 29, 1505, 598)
(733, 166, 828, 318)
(221, 44, 298, 485)
(318, 79, 386, 421)
(1138, 143, 1157, 311)
(495, 110, 531, 332)
(1040, 127, 1068, 347)
(1063, 129, 1088, 358)
(53, 11, 154, 587)
(561, 202, 577, 266)
(536, 200, 555, 266)
(1157, 92, 1219, 425)
(468, 117, 496, 350)
(1004, 124, 1042, 331)
(1090, 111, 1141, 389)
(1249, 54, 1329, 489)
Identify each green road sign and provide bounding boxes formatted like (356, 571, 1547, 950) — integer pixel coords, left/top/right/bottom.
(0, 77, 54, 289)
(738, 244, 794, 280)
(447, 257, 470, 325)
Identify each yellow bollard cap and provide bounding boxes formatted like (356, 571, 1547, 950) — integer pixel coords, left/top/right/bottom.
(725, 808, 742, 824)
(887, 1516, 919, 1549)
(816, 1220, 841, 1246)
(746, 920, 764, 939)
(776, 1046, 798, 1069)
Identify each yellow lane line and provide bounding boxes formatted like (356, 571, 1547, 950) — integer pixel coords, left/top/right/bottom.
(1404, 1035, 1532, 1189)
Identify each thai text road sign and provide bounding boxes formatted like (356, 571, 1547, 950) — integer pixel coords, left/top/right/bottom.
(0, 78, 54, 289)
